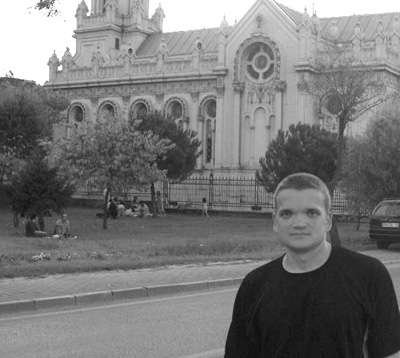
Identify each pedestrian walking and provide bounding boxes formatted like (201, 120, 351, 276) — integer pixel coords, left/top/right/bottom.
(202, 197, 209, 217)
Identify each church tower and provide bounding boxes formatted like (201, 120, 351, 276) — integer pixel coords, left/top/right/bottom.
(74, 0, 160, 68)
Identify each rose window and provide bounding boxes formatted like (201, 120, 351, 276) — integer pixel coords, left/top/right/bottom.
(246, 42, 275, 83)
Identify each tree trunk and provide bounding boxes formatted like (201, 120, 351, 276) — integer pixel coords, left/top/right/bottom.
(13, 210, 19, 228)
(150, 182, 157, 216)
(103, 187, 110, 230)
(38, 215, 45, 231)
(329, 218, 341, 247)
(327, 114, 348, 247)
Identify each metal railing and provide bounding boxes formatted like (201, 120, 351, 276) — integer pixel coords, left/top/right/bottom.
(73, 175, 349, 215)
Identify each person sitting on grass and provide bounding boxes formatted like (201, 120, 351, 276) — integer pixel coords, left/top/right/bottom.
(53, 212, 70, 238)
(25, 213, 50, 238)
(137, 201, 152, 218)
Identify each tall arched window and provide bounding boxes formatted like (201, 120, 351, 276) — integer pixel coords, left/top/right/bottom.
(203, 99, 216, 165)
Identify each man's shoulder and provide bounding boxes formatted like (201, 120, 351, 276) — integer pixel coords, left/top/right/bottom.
(244, 257, 284, 284)
(332, 246, 387, 274)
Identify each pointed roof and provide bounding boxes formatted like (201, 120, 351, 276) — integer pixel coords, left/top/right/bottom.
(136, 27, 224, 57)
(136, 0, 399, 58)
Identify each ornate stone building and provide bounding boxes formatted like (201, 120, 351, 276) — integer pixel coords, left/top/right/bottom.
(46, 0, 400, 178)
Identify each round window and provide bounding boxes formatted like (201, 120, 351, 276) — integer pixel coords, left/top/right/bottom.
(245, 42, 275, 83)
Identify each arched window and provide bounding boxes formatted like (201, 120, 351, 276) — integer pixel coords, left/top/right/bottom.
(168, 101, 183, 120)
(69, 104, 84, 123)
(98, 101, 117, 121)
(130, 102, 148, 120)
(202, 99, 217, 165)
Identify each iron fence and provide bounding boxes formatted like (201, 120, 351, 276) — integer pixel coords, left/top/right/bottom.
(73, 175, 349, 215)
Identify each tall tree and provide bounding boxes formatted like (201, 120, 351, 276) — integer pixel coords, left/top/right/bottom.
(0, 79, 69, 160)
(134, 111, 202, 214)
(256, 123, 338, 192)
(342, 104, 400, 216)
(300, 43, 391, 244)
(60, 117, 172, 228)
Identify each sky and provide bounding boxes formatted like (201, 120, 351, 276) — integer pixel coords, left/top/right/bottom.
(1, 0, 399, 85)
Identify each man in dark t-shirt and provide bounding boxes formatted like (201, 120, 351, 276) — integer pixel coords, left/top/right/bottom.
(225, 173, 400, 358)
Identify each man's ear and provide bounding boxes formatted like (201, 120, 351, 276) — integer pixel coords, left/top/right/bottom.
(273, 212, 278, 232)
(326, 212, 333, 231)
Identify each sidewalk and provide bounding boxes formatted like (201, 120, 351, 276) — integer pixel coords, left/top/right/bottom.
(0, 249, 399, 315)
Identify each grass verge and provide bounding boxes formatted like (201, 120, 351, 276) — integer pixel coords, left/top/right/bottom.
(0, 206, 374, 279)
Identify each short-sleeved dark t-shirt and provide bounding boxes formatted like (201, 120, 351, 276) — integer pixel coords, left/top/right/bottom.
(225, 246, 400, 358)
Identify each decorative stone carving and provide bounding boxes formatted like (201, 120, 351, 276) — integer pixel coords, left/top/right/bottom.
(61, 48, 75, 72)
(151, 4, 165, 31)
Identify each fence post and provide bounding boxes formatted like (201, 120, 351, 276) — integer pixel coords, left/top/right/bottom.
(209, 173, 214, 208)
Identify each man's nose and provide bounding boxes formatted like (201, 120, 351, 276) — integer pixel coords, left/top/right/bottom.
(292, 215, 307, 227)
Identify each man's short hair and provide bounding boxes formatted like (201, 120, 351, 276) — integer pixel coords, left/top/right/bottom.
(273, 173, 331, 213)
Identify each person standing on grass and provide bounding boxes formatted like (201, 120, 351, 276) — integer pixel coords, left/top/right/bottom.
(202, 197, 209, 217)
(225, 172, 400, 358)
(156, 191, 166, 217)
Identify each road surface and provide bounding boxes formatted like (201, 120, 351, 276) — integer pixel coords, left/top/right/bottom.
(2, 263, 400, 358)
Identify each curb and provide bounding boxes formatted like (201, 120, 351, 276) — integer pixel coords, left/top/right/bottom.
(0, 277, 244, 316)
(0, 258, 398, 317)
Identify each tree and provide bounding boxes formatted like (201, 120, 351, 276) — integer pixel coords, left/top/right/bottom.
(4, 156, 74, 230)
(256, 123, 338, 193)
(342, 105, 400, 218)
(33, 0, 60, 16)
(0, 79, 69, 161)
(134, 111, 202, 214)
(300, 43, 391, 244)
(60, 117, 172, 229)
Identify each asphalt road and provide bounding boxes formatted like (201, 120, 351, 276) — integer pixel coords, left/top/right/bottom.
(0, 288, 236, 358)
(2, 263, 400, 358)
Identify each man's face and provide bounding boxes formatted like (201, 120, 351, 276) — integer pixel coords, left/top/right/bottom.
(61, 214, 67, 222)
(273, 189, 332, 253)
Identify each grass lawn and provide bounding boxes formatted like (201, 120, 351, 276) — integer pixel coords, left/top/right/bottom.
(0, 206, 374, 279)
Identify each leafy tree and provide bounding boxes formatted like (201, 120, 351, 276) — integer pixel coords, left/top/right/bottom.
(134, 111, 202, 214)
(60, 117, 172, 229)
(4, 156, 74, 230)
(33, 0, 60, 16)
(0, 79, 69, 160)
(256, 123, 338, 192)
(342, 105, 400, 218)
(300, 43, 391, 244)
(256, 123, 340, 244)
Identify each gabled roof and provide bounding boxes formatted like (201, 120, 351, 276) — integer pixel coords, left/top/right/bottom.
(272, 0, 399, 42)
(320, 13, 399, 42)
(136, 27, 223, 57)
(136, 0, 399, 58)
(272, 0, 303, 25)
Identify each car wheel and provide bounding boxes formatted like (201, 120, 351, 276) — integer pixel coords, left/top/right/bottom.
(376, 241, 390, 249)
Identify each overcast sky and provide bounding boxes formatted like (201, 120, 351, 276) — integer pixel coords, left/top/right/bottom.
(1, 0, 399, 85)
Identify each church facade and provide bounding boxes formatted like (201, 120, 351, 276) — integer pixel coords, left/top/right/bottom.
(45, 0, 400, 178)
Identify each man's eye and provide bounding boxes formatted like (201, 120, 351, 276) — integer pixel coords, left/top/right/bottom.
(308, 210, 320, 217)
(279, 210, 292, 218)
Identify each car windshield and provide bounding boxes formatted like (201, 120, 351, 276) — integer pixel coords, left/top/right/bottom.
(374, 204, 389, 216)
(389, 204, 400, 217)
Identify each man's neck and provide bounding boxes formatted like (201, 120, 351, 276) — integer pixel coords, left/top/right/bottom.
(283, 241, 332, 273)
